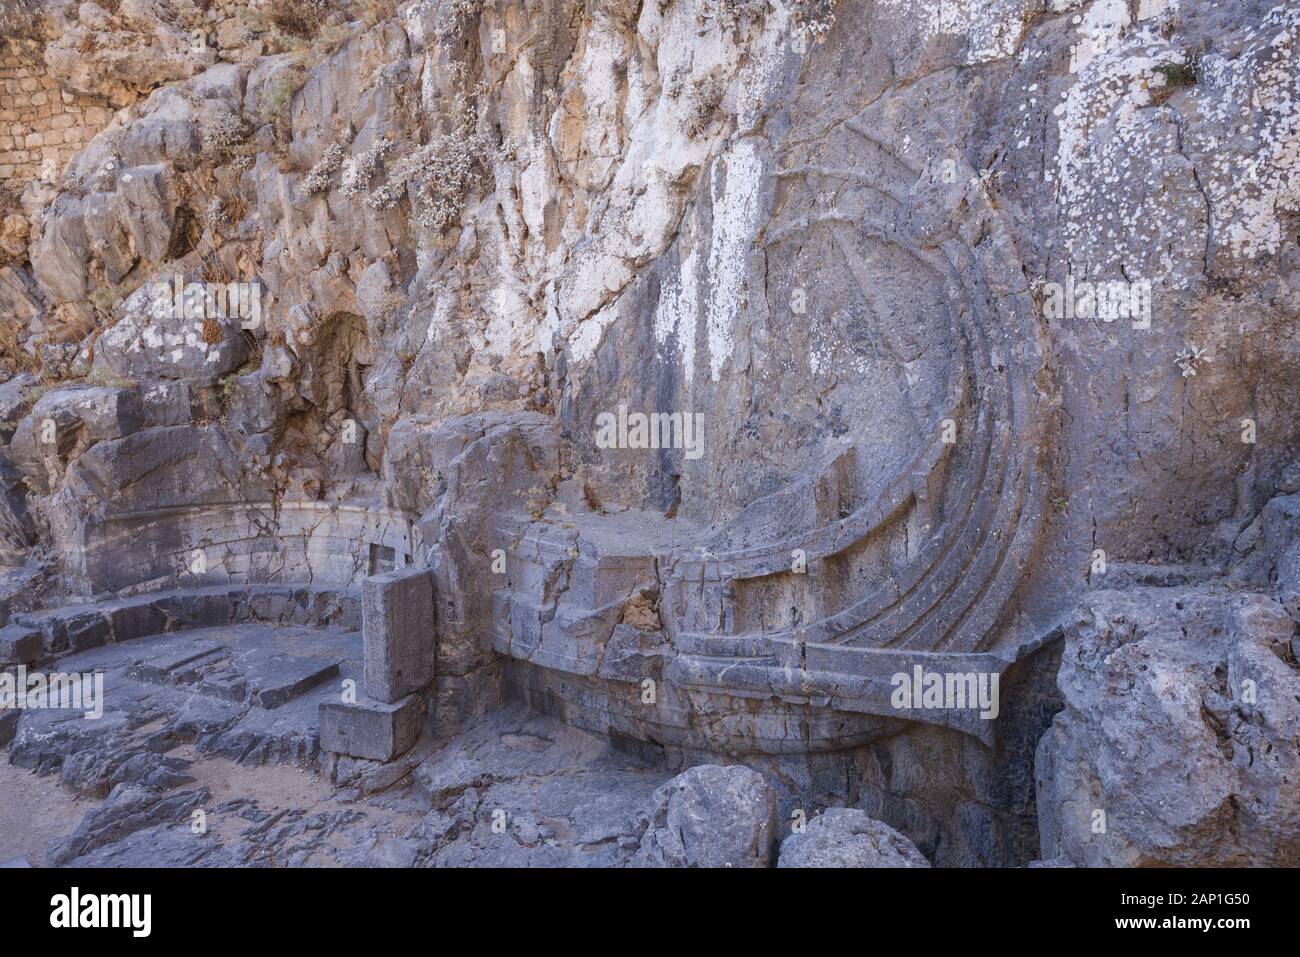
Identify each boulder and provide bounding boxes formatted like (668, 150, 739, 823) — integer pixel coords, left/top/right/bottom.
(7, 386, 146, 493)
(43, 0, 217, 105)
(778, 808, 931, 868)
(47, 784, 210, 866)
(630, 765, 778, 868)
(92, 274, 248, 387)
(1035, 588, 1300, 867)
(0, 373, 39, 444)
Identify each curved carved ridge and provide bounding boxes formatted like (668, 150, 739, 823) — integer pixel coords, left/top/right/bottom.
(681, 242, 1001, 648)
(681, 212, 966, 578)
(482, 125, 1050, 747)
(669, 128, 1050, 686)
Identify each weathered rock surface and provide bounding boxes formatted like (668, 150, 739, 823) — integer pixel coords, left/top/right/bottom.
(778, 807, 931, 868)
(47, 783, 210, 866)
(406, 705, 669, 866)
(42, 0, 219, 107)
(629, 764, 779, 868)
(1, 0, 1299, 870)
(7, 620, 359, 794)
(1035, 587, 1300, 867)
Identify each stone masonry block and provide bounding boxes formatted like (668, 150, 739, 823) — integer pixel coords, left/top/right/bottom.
(102, 598, 168, 642)
(0, 709, 18, 749)
(363, 566, 435, 703)
(319, 695, 424, 762)
(0, 625, 41, 665)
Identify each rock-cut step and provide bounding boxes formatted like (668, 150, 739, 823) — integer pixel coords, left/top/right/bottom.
(123, 631, 342, 709)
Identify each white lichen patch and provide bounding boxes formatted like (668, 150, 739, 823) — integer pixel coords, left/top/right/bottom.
(1068, 0, 1133, 74)
(875, 0, 1036, 65)
(1054, 2, 1299, 275)
(553, 0, 781, 367)
(1191, 6, 1300, 263)
(705, 139, 765, 382)
(653, 242, 701, 386)
(1052, 13, 1192, 276)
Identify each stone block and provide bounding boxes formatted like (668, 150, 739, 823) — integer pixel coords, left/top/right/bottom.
(0, 625, 41, 665)
(362, 567, 435, 703)
(126, 638, 225, 685)
(320, 694, 424, 762)
(0, 709, 18, 749)
(138, 380, 192, 427)
(102, 598, 168, 642)
(13, 609, 109, 654)
(64, 611, 112, 652)
(152, 589, 235, 629)
(244, 585, 305, 624)
(245, 654, 339, 710)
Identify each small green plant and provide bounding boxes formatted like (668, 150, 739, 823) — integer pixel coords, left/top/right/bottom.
(87, 285, 120, 318)
(1155, 56, 1198, 88)
(261, 66, 308, 122)
(217, 354, 262, 412)
(84, 369, 138, 389)
(86, 271, 150, 321)
(220, 372, 239, 405)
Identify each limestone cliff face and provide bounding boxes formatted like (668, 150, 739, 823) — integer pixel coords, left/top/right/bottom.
(0, 0, 1298, 866)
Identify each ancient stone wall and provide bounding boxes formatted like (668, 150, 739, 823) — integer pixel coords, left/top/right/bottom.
(0, 47, 112, 200)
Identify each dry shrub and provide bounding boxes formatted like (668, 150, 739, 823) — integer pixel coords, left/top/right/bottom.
(0, 0, 44, 51)
(268, 0, 334, 40)
(0, 319, 40, 374)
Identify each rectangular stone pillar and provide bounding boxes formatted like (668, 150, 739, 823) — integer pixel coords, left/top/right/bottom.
(362, 566, 435, 703)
